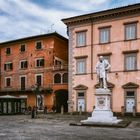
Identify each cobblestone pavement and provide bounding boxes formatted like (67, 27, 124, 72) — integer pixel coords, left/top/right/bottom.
(0, 114, 140, 140)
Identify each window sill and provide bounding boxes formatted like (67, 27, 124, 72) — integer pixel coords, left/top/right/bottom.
(19, 68, 28, 70)
(99, 42, 110, 45)
(6, 54, 11, 56)
(123, 69, 138, 72)
(124, 38, 137, 42)
(35, 66, 44, 68)
(20, 51, 26, 54)
(75, 73, 87, 75)
(35, 48, 43, 51)
(5, 70, 13, 72)
(53, 83, 68, 85)
(76, 45, 87, 48)
(4, 86, 12, 88)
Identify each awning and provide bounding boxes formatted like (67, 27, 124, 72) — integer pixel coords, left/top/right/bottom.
(0, 95, 27, 99)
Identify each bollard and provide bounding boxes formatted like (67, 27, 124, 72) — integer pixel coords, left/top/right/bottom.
(133, 106, 136, 117)
(79, 106, 82, 115)
(61, 105, 64, 115)
(121, 106, 124, 117)
(70, 106, 73, 115)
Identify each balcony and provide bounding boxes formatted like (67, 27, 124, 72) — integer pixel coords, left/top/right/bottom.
(52, 65, 68, 71)
(0, 87, 54, 94)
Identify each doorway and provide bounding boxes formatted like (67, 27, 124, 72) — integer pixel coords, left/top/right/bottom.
(126, 98, 135, 112)
(125, 91, 135, 113)
(55, 89, 68, 113)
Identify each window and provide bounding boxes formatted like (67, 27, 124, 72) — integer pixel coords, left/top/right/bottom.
(36, 41, 42, 50)
(36, 58, 44, 67)
(78, 92, 84, 97)
(20, 76, 26, 90)
(126, 91, 134, 97)
(55, 60, 62, 65)
(5, 77, 11, 87)
(6, 48, 11, 55)
(125, 24, 137, 40)
(99, 28, 110, 44)
(35, 74, 42, 86)
(20, 44, 26, 52)
(4, 62, 13, 71)
(62, 73, 68, 83)
(20, 60, 28, 69)
(124, 53, 137, 71)
(54, 73, 61, 83)
(98, 55, 110, 64)
(76, 58, 86, 74)
(76, 31, 86, 47)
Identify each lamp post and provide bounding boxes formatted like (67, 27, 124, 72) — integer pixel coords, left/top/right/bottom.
(31, 83, 43, 110)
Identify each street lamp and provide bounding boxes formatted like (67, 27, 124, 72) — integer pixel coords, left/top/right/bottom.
(31, 83, 43, 110)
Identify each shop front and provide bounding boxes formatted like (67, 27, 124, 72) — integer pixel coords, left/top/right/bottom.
(0, 95, 27, 115)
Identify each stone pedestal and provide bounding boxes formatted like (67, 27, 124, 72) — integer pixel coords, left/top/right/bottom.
(81, 88, 121, 124)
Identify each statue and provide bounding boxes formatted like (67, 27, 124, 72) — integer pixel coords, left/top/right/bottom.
(95, 56, 111, 89)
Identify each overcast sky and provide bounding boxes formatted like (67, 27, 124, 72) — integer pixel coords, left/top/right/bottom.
(0, 0, 140, 42)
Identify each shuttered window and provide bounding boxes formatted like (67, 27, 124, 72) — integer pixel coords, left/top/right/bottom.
(76, 58, 86, 74)
(5, 77, 11, 87)
(20, 76, 26, 90)
(76, 32, 86, 47)
(124, 53, 137, 71)
(4, 62, 13, 71)
(36, 58, 44, 67)
(36, 75, 42, 86)
(20, 44, 26, 52)
(36, 41, 42, 50)
(99, 28, 110, 44)
(20, 60, 28, 69)
(125, 24, 137, 40)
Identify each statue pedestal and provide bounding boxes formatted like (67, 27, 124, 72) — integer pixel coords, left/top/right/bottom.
(81, 88, 121, 124)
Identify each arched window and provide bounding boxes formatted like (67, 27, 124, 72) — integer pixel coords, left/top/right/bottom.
(54, 73, 61, 83)
(62, 73, 68, 83)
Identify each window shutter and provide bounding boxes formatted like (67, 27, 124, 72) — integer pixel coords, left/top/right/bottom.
(36, 60, 39, 67)
(42, 59, 44, 66)
(10, 63, 13, 70)
(4, 64, 6, 71)
(25, 61, 28, 68)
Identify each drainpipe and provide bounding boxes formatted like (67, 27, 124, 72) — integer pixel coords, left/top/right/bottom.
(91, 18, 94, 80)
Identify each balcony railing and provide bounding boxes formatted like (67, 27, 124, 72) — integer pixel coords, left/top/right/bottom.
(0, 87, 54, 94)
(52, 65, 68, 71)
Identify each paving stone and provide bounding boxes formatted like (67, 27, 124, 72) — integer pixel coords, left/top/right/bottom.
(0, 115, 140, 140)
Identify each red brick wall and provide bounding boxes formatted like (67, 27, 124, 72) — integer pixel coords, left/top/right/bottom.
(0, 34, 68, 108)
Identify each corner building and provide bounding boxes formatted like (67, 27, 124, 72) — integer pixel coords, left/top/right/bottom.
(0, 32, 68, 114)
(62, 3, 140, 115)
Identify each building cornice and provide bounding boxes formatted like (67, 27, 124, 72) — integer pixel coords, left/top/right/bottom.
(0, 32, 68, 46)
(62, 3, 140, 26)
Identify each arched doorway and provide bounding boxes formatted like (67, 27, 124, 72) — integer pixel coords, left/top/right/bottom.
(55, 89, 68, 113)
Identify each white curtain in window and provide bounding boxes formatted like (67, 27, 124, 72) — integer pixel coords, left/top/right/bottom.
(100, 29, 109, 43)
(126, 25, 136, 40)
(126, 56, 135, 70)
(77, 61, 85, 73)
(77, 33, 85, 46)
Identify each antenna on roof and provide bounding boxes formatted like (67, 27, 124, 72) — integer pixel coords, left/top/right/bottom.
(51, 24, 55, 33)
(47, 24, 55, 34)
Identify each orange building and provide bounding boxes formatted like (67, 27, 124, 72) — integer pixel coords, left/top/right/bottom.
(63, 3, 140, 115)
(0, 32, 68, 114)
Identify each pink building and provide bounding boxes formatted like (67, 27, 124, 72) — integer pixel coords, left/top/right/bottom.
(62, 3, 140, 115)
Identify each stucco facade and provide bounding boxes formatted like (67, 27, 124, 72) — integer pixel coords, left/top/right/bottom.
(0, 32, 68, 114)
(63, 3, 140, 114)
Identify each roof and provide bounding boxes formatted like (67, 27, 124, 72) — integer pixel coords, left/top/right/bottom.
(62, 3, 140, 26)
(0, 32, 68, 46)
